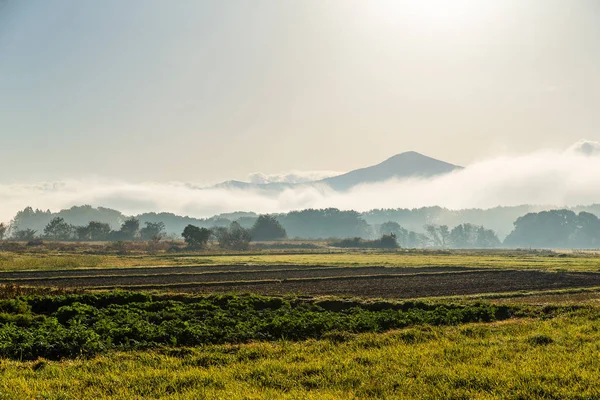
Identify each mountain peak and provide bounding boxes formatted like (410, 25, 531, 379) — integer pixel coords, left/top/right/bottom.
(385, 151, 435, 160)
(211, 151, 462, 192)
(321, 151, 462, 191)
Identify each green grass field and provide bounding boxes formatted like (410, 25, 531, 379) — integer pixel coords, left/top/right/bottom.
(1, 247, 600, 399)
(1, 310, 599, 399)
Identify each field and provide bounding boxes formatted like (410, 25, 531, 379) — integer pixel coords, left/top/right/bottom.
(2, 247, 600, 272)
(1, 248, 600, 298)
(2, 313, 600, 399)
(2, 246, 600, 398)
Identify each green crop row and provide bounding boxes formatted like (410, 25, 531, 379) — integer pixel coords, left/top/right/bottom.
(0, 290, 543, 360)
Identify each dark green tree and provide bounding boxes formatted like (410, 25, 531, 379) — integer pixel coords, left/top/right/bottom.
(43, 217, 73, 241)
(250, 215, 287, 241)
(0, 223, 6, 240)
(182, 225, 212, 248)
(118, 218, 140, 241)
(140, 222, 166, 241)
(277, 208, 371, 239)
(75, 225, 90, 241)
(87, 221, 112, 241)
(378, 233, 398, 248)
(76, 221, 112, 241)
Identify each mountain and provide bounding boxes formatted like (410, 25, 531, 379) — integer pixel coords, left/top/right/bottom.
(320, 151, 463, 191)
(211, 151, 462, 191)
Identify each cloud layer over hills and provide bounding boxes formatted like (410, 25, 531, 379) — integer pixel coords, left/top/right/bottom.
(0, 140, 599, 222)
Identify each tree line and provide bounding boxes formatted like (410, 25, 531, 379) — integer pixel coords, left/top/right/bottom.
(10, 204, 600, 241)
(9, 217, 166, 242)
(3, 214, 290, 250)
(3, 206, 600, 249)
(379, 222, 501, 249)
(504, 210, 600, 248)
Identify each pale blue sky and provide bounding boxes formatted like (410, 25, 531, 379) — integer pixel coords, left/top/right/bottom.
(1, 0, 599, 183)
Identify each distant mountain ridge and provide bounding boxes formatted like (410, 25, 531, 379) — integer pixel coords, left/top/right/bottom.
(320, 151, 462, 191)
(215, 151, 462, 191)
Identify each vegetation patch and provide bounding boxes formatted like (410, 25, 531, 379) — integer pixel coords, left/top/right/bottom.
(0, 290, 539, 360)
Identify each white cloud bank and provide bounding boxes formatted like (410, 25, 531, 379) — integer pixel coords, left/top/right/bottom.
(247, 170, 341, 184)
(1, 140, 600, 222)
(568, 139, 600, 156)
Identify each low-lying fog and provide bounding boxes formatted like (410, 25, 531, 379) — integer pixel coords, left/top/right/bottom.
(1, 140, 599, 222)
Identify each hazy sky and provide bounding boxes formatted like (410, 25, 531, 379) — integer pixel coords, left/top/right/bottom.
(1, 0, 599, 184)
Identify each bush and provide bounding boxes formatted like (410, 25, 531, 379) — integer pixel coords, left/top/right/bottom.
(331, 234, 398, 249)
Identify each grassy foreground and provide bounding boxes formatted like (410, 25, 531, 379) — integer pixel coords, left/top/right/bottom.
(1, 312, 599, 399)
(2, 247, 600, 399)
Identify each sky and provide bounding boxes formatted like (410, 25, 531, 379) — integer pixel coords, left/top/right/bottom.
(1, 0, 599, 185)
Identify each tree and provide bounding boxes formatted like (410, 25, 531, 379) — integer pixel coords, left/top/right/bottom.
(449, 224, 469, 248)
(504, 210, 600, 249)
(450, 223, 500, 248)
(504, 210, 578, 248)
(75, 225, 91, 241)
(425, 224, 442, 247)
(406, 231, 421, 248)
(43, 217, 73, 241)
(439, 225, 450, 248)
(0, 223, 6, 240)
(118, 218, 140, 241)
(75, 221, 112, 241)
(379, 221, 409, 247)
(475, 226, 501, 248)
(140, 222, 166, 241)
(377, 233, 398, 248)
(215, 222, 252, 250)
(182, 225, 212, 248)
(571, 212, 600, 248)
(12, 229, 37, 241)
(250, 215, 287, 241)
(87, 221, 112, 241)
(211, 226, 228, 244)
(277, 208, 371, 239)
(380, 221, 400, 235)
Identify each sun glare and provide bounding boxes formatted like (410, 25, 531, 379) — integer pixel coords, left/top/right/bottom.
(358, 0, 487, 30)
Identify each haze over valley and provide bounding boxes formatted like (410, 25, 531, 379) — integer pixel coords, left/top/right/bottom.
(0, 139, 599, 227)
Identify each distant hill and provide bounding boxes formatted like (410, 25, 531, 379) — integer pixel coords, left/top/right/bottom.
(213, 151, 462, 191)
(320, 151, 463, 191)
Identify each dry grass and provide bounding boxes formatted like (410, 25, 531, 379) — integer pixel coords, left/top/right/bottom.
(1, 248, 599, 273)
